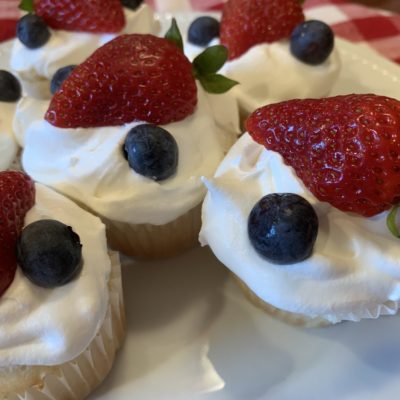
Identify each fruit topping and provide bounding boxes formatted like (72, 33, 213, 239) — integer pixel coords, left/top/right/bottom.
(17, 13, 50, 49)
(121, 0, 143, 10)
(124, 124, 178, 181)
(220, 0, 305, 60)
(290, 20, 334, 65)
(0, 171, 35, 297)
(50, 65, 77, 95)
(17, 219, 82, 288)
(20, 0, 125, 33)
(45, 33, 197, 128)
(248, 193, 318, 264)
(246, 94, 400, 217)
(0, 70, 22, 102)
(188, 16, 220, 47)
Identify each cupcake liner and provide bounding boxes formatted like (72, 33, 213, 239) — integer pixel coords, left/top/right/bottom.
(232, 274, 331, 328)
(104, 203, 203, 260)
(1, 251, 125, 400)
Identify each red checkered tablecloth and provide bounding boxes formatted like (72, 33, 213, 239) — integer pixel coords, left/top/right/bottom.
(1, 0, 400, 64)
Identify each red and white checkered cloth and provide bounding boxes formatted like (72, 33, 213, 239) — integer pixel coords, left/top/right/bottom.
(1, 0, 400, 64)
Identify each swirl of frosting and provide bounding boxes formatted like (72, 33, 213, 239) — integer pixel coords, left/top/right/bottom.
(200, 133, 400, 324)
(0, 183, 111, 366)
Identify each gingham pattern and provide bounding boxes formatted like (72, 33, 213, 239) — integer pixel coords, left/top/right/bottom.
(1, 0, 400, 63)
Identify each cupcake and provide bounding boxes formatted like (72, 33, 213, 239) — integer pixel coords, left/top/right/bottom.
(200, 94, 400, 327)
(10, 0, 159, 99)
(19, 27, 240, 259)
(0, 70, 22, 170)
(0, 171, 125, 399)
(185, 0, 341, 119)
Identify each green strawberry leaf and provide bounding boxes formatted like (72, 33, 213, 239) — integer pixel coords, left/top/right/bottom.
(387, 205, 400, 238)
(193, 45, 229, 77)
(165, 18, 183, 51)
(198, 74, 238, 94)
(19, 0, 34, 12)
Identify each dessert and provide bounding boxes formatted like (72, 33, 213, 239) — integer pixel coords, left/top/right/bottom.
(19, 26, 240, 259)
(185, 0, 341, 118)
(200, 94, 400, 326)
(0, 171, 125, 399)
(0, 70, 21, 170)
(10, 0, 159, 98)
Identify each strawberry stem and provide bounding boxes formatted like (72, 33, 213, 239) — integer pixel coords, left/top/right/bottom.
(19, 0, 34, 12)
(387, 205, 400, 238)
(165, 18, 183, 51)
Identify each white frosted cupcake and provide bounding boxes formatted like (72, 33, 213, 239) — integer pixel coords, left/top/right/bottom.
(201, 94, 400, 327)
(10, 0, 159, 99)
(184, 0, 341, 118)
(0, 171, 125, 399)
(18, 30, 240, 259)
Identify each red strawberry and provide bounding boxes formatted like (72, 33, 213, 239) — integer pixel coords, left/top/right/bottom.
(33, 0, 125, 33)
(45, 34, 198, 128)
(246, 94, 400, 217)
(220, 0, 305, 60)
(0, 171, 35, 297)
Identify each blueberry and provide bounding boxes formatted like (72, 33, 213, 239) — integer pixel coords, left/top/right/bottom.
(0, 70, 22, 102)
(121, 0, 143, 10)
(50, 65, 77, 95)
(17, 219, 83, 288)
(123, 124, 178, 181)
(248, 193, 318, 265)
(188, 16, 220, 46)
(290, 20, 334, 65)
(17, 13, 50, 49)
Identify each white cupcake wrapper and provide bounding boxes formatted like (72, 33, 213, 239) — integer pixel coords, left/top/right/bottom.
(2, 251, 125, 400)
(104, 203, 202, 259)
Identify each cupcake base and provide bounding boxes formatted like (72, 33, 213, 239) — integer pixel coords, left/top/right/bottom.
(104, 203, 202, 260)
(233, 274, 331, 328)
(1, 251, 125, 400)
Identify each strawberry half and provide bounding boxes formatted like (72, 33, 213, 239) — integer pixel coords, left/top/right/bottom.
(246, 94, 400, 217)
(0, 171, 35, 297)
(33, 0, 125, 33)
(45, 34, 198, 128)
(220, 0, 305, 60)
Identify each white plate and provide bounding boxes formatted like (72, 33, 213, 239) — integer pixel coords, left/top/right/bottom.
(3, 11, 400, 400)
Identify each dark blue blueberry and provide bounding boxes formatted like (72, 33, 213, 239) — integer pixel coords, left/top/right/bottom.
(0, 70, 22, 102)
(248, 193, 318, 265)
(121, 0, 143, 10)
(290, 20, 334, 65)
(17, 219, 83, 288)
(124, 124, 178, 181)
(17, 13, 50, 49)
(188, 16, 220, 46)
(50, 65, 77, 95)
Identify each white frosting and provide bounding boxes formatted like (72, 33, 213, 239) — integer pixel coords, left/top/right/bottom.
(0, 102, 19, 170)
(20, 83, 240, 225)
(0, 183, 111, 366)
(200, 133, 400, 324)
(10, 5, 160, 97)
(185, 39, 341, 115)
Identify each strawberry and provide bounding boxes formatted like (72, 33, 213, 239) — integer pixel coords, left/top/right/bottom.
(246, 94, 400, 217)
(33, 0, 125, 33)
(0, 171, 35, 297)
(45, 34, 198, 128)
(220, 0, 305, 60)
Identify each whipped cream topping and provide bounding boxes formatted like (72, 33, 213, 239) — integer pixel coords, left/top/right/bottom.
(10, 5, 160, 97)
(20, 83, 240, 225)
(0, 102, 19, 170)
(200, 133, 400, 324)
(185, 39, 341, 116)
(0, 183, 111, 366)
